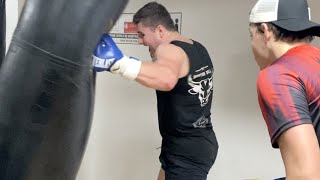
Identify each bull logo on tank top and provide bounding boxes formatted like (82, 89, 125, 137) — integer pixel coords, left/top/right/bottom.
(187, 66, 213, 107)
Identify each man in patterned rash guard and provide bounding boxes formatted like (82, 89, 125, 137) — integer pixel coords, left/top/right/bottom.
(249, 0, 320, 179)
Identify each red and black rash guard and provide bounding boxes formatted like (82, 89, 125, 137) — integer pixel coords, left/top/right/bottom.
(257, 44, 320, 148)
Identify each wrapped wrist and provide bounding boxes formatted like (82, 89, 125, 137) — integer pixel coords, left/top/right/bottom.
(111, 56, 141, 80)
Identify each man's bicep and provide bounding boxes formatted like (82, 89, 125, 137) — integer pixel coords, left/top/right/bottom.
(278, 124, 320, 178)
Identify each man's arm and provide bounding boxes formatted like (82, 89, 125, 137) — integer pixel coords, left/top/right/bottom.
(92, 34, 189, 91)
(136, 44, 189, 91)
(278, 124, 320, 180)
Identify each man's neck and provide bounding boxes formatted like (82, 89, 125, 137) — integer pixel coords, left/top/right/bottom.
(272, 41, 306, 59)
(163, 31, 183, 43)
(260, 40, 308, 70)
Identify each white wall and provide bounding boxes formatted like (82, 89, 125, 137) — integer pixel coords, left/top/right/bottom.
(5, 0, 18, 52)
(9, 0, 320, 180)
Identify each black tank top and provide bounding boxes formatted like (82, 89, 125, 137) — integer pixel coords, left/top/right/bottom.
(156, 40, 218, 157)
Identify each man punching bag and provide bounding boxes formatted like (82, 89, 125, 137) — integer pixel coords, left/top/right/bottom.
(0, 0, 5, 65)
(0, 0, 128, 179)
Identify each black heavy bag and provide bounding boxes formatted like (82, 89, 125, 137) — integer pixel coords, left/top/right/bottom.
(0, 0, 128, 179)
(0, 0, 5, 66)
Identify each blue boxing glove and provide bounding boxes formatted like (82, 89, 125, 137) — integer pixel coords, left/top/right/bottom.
(92, 33, 141, 80)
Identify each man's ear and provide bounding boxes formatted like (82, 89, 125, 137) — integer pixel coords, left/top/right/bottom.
(157, 25, 165, 39)
(261, 23, 273, 41)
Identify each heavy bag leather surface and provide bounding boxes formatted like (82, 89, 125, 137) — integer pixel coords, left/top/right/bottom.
(0, 0, 128, 179)
(0, 0, 5, 66)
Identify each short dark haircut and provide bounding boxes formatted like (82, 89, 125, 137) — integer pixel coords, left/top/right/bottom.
(133, 2, 176, 32)
(252, 22, 314, 43)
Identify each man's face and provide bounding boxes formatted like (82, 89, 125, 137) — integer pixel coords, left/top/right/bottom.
(249, 24, 270, 69)
(136, 22, 160, 51)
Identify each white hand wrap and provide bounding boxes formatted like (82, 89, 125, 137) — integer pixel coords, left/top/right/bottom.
(110, 56, 142, 80)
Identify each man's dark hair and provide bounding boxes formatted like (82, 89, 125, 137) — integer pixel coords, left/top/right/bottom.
(253, 23, 314, 43)
(133, 2, 176, 31)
